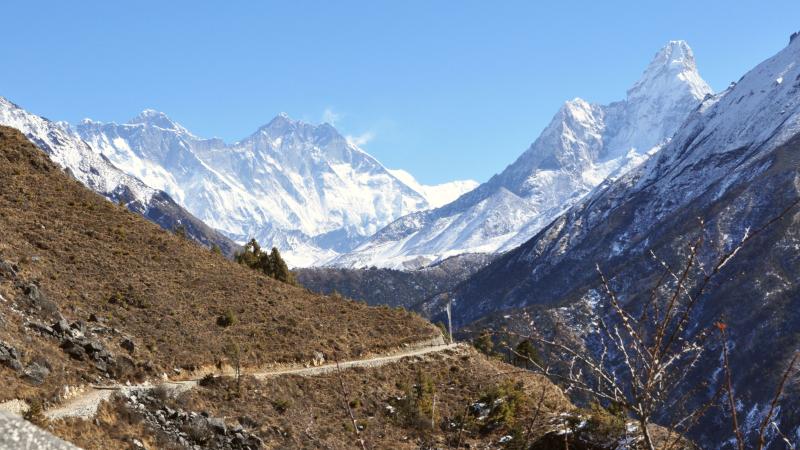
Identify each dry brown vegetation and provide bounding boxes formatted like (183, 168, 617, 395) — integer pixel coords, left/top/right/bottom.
(48, 399, 172, 450)
(136, 347, 573, 449)
(0, 126, 438, 404)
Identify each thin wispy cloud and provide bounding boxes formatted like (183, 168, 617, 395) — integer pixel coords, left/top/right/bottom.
(321, 108, 340, 126)
(346, 131, 375, 147)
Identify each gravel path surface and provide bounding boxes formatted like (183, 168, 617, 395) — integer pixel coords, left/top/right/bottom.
(44, 342, 460, 420)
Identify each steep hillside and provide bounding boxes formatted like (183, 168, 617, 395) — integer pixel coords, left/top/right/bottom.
(49, 346, 668, 450)
(76, 113, 476, 266)
(0, 127, 653, 449)
(0, 126, 439, 407)
(295, 253, 494, 309)
(0, 97, 239, 257)
(332, 41, 712, 269)
(443, 34, 800, 448)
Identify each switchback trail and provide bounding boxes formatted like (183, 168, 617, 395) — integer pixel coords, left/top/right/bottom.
(44, 342, 461, 420)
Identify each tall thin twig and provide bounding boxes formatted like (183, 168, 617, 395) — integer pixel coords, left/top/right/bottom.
(334, 355, 368, 450)
(757, 351, 799, 450)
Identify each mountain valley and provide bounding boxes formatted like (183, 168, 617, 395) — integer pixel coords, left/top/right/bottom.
(1, 13, 799, 449)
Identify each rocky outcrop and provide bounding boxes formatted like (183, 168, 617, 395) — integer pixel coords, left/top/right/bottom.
(28, 318, 126, 375)
(122, 390, 263, 449)
(0, 342, 23, 372)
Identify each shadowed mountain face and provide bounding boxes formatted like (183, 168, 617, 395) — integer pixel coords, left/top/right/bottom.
(295, 253, 495, 310)
(442, 34, 800, 448)
(0, 97, 239, 256)
(332, 41, 712, 269)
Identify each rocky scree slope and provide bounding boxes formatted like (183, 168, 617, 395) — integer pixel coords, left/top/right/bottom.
(0, 97, 239, 257)
(445, 33, 800, 448)
(332, 41, 712, 269)
(76, 112, 476, 267)
(0, 126, 439, 410)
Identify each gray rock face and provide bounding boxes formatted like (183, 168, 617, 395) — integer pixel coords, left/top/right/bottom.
(28, 317, 120, 375)
(0, 411, 81, 449)
(22, 284, 61, 321)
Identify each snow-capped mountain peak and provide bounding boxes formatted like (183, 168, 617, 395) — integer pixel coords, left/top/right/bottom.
(637, 41, 697, 79)
(127, 109, 191, 134)
(248, 114, 344, 151)
(444, 34, 800, 446)
(603, 41, 712, 159)
(0, 96, 238, 253)
(75, 111, 477, 266)
(629, 40, 708, 97)
(331, 41, 713, 269)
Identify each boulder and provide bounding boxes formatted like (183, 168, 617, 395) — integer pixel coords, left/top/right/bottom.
(60, 340, 85, 361)
(0, 260, 16, 280)
(22, 361, 50, 385)
(83, 340, 104, 355)
(53, 319, 71, 336)
(120, 338, 135, 354)
(23, 284, 61, 319)
(207, 417, 227, 434)
(70, 321, 86, 334)
(0, 342, 22, 372)
(28, 321, 56, 337)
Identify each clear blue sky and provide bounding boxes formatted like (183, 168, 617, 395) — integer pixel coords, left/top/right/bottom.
(2, 1, 798, 184)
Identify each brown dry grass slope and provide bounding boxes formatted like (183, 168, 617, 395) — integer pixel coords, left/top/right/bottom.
(0, 126, 438, 404)
(53, 347, 577, 450)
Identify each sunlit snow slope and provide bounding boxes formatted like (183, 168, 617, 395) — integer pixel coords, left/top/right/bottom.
(0, 97, 238, 254)
(77, 114, 476, 266)
(332, 41, 712, 269)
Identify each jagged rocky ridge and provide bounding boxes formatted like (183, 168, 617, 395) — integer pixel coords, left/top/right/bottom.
(76, 113, 476, 267)
(0, 97, 239, 256)
(441, 34, 800, 448)
(332, 41, 713, 269)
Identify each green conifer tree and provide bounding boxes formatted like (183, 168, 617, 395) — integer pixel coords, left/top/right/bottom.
(514, 340, 541, 369)
(234, 239, 297, 285)
(473, 329, 495, 356)
(270, 247, 296, 285)
(235, 238, 262, 269)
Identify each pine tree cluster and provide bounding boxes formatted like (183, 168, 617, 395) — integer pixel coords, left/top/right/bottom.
(234, 238, 297, 285)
